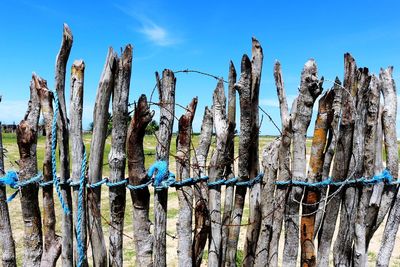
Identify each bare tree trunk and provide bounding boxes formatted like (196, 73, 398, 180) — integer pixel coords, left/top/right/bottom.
(17, 74, 42, 267)
(221, 61, 236, 267)
(254, 140, 280, 267)
(192, 106, 213, 267)
(267, 61, 292, 267)
(88, 47, 117, 266)
(333, 67, 371, 267)
(127, 95, 154, 267)
(54, 23, 73, 266)
(300, 90, 334, 267)
(244, 37, 263, 267)
(37, 80, 62, 267)
(0, 122, 16, 267)
(108, 44, 132, 267)
(353, 75, 379, 266)
(314, 77, 342, 238)
(316, 53, 357, 267)
(226, 54, 252, 267)
(283, 59, 322, 266)
(176, 98, 197, 267)
(69, 60, 88, 267)
(377, 66, 399, 267)
(154, 69, 176, 267)
(208, 80, 230, 267)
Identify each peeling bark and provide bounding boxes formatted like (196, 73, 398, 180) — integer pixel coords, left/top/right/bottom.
(176, 97, 197, 267)
(17, 74, 43, 267)
(127, 95, 154, 267)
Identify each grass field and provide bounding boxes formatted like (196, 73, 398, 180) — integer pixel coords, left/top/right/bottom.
(1, 133, 399, 266)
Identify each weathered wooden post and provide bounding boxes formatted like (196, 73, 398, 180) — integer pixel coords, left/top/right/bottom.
(244, 38, 263, 266)
(108, 44, 132, 267)
(37, 79, 62, 266)
(221, 61, 236, 267)
(176, 97, 197, 266)
(0, 121, 16, 267)
(283, 59, 322, 266)
(226, 54, 252, 267)
(87, 48, 117, 266)
(316, 54, 356, 266)
(16, 74, 43, 266)
(192, 106, 213, 267)
(70, 59, 87, 266)
(208, 80, 229, 267)
(54, 23, 73, 266)
(300, 90, 334, 267)
(154, 69, 175, 267)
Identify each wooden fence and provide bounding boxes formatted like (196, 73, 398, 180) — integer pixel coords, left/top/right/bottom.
(0, 23, 399, 267)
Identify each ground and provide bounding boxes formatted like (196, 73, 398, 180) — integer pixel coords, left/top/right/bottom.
(1, 133, 399, 266)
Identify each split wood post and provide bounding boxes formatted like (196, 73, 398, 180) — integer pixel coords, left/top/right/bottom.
(353, 74, 380, 266)
(192, 106, 213, 267)
(283, 59, 322, 266)
(154, 69, 176, 267)
(208, 80, 229, 267)
(108, 44, 132, 267)
(54, 23, 73, 266)
(226, 54, 252, 267)
(127, 95, 154, 266)
(87, 47, 117, 266)
(37, 79, 62, 266)
(244, 37, 263, 266)
(267, 61, 292, 267)
(376, 66, 399, 267)
(316, 53, 357, 266)
(254, 140, 280, 267)
(221, 61, 236, 267)
(333, 67, 371, 267)
(176, 97, 197, 267)
(314, 77, 342, 238)
(300, 90, 334, 267)
(16, 74, 43, 266)
(69, 60, 87, 266)
(0, 122, 16, 267)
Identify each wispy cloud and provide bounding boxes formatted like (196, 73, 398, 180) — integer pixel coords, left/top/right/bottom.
(260, 94, 297, 109)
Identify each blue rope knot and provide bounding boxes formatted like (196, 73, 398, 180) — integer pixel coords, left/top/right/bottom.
(148, 160, 176, 191)
(0, 171, 19, 188)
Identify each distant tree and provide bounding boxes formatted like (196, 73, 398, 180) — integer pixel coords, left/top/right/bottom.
(88, 122, 94, 132)
(145, 120, 159, 135)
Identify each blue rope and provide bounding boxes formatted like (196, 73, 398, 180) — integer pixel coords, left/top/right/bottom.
(0, 171, 43, 202)
(51, 91, 70, 215)
(106, 179, 128, 187)
(76, 149, 87, 267)
(87, 178, 108, 188)
(148, 160, 176, 191)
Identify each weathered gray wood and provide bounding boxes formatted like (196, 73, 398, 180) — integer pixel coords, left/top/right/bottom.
(353, 74, 379, 266)
(37, 80, 62, 267)
(226, 54, 252, 267)
(54, 23, 73, 266)
(154, 69, 176, 267)
(17, 74, 43, 267)
(0, 122, 16, 267)
(87, 47, 117, 266)
(192, 106, 213, 267)
(254, 140, 280, 267)
(127, 95, 154, 267)
(376, 66, 399, 267)
(283, 59, 322, 266)
(69, 60, 88, 267)
(314, 77, 342, 238)
(316, 53, 357, 267)
(176, 97, 197, 267)
(333, 67, 371, 267)
(108, 44, 132, 267)
(244, 37, 263, 267)
(221, 61, 236, 267)
(208, 80, 229, 267)
(267, 61, 292, 267)
(300, 90, 333, 267)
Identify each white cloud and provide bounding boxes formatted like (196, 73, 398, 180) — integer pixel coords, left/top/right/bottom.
(260, 94, 297, 109)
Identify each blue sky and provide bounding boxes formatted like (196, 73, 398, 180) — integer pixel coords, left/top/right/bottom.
(1, 0, 400, 135)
